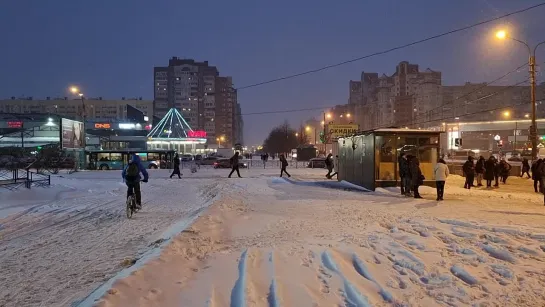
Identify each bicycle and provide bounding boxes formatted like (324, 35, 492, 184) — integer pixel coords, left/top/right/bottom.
(126, 184, 142, 219)
(126, 190, 136, 219)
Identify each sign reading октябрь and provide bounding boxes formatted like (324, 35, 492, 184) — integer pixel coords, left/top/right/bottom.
(328, 124, 359, 140)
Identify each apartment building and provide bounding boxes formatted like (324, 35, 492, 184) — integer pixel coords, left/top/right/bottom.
(0, 97, 153, 122)
(350, 61, 442, 130)
(153, 57, 241, 145)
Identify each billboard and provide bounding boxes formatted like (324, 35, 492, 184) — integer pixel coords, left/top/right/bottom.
(61, 118, 85, 149)
(328, 124, 359, 140)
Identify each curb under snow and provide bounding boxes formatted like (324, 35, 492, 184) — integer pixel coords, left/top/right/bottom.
(73, 195, 220, 306)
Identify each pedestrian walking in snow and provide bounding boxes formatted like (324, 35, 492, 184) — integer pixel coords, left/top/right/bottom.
(170, 153, 182, 179)
(521, 158, 531, 178)
(228, 152, 242, 178)
(538, 161, 545, 205)
(462, 156, 475, 189)
(410, 156, 423, 199)
(329, 155, 339, 179)
(532, 159, 543, 193)
(484, 156, 496, 188)
(434, 158, 449, 201)
(475, 156, 485, 187)
(279, 154, 291, 178)
(398, 153, 411, 196)
(499, 159, 511, 184)
(325, 153, 334, 179)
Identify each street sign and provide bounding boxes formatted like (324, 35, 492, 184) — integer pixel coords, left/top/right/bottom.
(328, 124, 359, 140)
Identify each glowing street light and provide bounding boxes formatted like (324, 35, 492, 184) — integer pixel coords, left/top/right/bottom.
(503, 111, 510, 118)
(495, 30, 506, 39)
(525, 114, 530, 118)
(495, 29, 545, 158)
(326, 113, 332, 119)
(295, 133, 299, 137)
(305, 126, 310, 132)
(346, 113, 351, 118)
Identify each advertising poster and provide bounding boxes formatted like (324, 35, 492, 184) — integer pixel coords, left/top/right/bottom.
(61, 118, 84, 149)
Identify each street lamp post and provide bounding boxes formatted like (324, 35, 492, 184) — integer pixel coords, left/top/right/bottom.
(496, 30, 545, 159)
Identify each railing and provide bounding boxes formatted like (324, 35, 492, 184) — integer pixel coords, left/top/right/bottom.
(0, 168, 51, 190)
(178, 159, 327, 170)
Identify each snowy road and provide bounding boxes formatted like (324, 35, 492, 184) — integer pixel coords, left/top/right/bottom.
(95, 172, 545, 307)
(0, 170, 230, 307)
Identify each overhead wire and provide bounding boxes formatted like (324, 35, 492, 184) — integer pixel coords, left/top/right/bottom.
(235, 2, 545, 91)
(238, 63, 529, 117)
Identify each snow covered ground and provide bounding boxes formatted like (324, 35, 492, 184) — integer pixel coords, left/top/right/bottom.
(2, 168, 545, 306)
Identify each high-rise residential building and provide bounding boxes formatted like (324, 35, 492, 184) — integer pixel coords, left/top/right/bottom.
(153, 57, 241, 146)
(351, 61, 442, 130)
(440, 82, 545, 122)
(234, 102, 244, 145)
(0, 97, 153, 121)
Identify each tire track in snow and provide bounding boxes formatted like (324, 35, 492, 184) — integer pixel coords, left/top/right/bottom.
(230, 249, 248, 307)
(321, 251, 371, 307)
(267, 252, 280, 307)
(351, 253, 394, 303)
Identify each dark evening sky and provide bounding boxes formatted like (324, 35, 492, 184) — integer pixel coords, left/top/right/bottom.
(1, 0, 544, 145)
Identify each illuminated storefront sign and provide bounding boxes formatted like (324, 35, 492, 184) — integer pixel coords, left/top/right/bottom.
(94, 123, 111, 129)
(7, 121, 23, 128)
(188, 130, 207, 138)
(119, 123, 136, 129)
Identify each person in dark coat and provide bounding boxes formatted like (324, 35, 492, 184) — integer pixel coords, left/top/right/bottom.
(475, 156, 485, 187)
(484, 156, 496, 188)
(462, 156, 475, 189)
(325, 153, 334, 179)
(410, 157, 423, 199)
(521, 158, 531, 178)
(538, 161, 545, 205)
(279, 154, 291, 177)
(532, 159, 543, 193)
(170, 153, 182, 179)
(499, 159, 512, 184)
(228, 152, 242, 178)
(493, 157, 502, 187)
(398, 153, 411, 196)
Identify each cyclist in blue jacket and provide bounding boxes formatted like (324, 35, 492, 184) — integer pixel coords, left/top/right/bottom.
(122, 154, 149, 209)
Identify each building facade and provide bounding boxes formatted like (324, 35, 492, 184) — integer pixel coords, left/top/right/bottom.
(0, 97, 153, 122)
(350, 62, 442, 130)
(153, 57, 241, 146)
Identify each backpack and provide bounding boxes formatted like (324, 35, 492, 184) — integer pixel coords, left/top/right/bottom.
(125, 161, 140, 182)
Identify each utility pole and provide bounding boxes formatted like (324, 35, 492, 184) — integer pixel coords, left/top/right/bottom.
(530, 53, 537, 159)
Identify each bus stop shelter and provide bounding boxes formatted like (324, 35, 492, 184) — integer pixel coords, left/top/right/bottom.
(337, 129, 442, 191)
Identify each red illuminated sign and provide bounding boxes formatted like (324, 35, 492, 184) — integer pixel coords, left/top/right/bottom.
(7, 121, 23, 128)
(94, 123, 111, 129)
(188, 130, 207, 138)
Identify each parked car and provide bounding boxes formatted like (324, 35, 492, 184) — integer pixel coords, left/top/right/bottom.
(200, 156, 218, 165)
(181, 154, 193, 162)
(213, 158, 247, 169)
(307, 158, 326, 168)
(194, 154, 203, 161)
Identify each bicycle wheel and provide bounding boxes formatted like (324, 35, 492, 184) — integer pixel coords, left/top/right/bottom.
(126, 195, 134, 218)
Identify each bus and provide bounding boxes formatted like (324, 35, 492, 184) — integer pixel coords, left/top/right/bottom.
(86, 149, 176, 170)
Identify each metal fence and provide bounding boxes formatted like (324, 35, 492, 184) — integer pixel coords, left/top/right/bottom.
(177, 159, 326, 170)
(0, 168, 51, 190)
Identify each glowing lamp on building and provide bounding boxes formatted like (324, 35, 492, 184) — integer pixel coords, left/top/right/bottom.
(188, 130, 207, 138)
